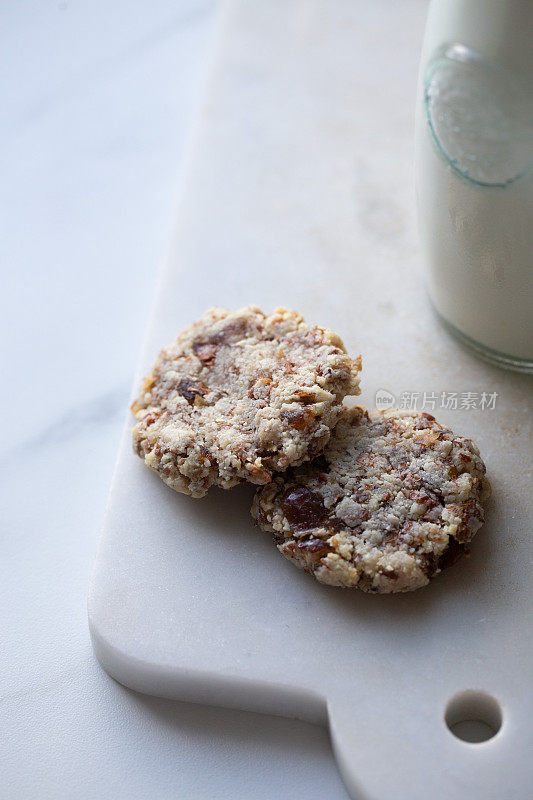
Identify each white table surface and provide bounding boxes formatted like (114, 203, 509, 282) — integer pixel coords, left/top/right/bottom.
(0, 1, 362, 797)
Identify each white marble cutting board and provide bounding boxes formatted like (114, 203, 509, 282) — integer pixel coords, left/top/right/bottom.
(88, 1, 533, 798)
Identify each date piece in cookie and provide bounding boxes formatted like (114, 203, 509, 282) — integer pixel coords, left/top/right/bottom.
(131, 306, 361, 498)
(252, 407, 490, 593)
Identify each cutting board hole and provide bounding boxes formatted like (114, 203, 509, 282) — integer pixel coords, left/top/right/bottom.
(445, 690, 502, 743)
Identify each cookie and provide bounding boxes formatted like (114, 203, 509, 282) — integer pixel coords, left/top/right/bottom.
(252, 407, 490, 593)
(131, 306, 361, 498)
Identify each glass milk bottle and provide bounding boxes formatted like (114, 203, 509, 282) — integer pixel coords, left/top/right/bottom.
(415, 0, 533, 372)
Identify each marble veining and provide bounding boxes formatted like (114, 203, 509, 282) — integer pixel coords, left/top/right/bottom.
(0, 2, 352, 798)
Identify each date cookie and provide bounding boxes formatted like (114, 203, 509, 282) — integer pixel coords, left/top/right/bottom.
(252, 407, 490, 593)
(131, 306, 361, 498)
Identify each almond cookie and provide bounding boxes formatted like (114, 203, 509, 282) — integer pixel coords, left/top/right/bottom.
(131, 306, 361, 498)
(252, 407, 490, 593)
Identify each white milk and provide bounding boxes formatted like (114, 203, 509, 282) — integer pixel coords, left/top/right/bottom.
(415, 0, 533, 370)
